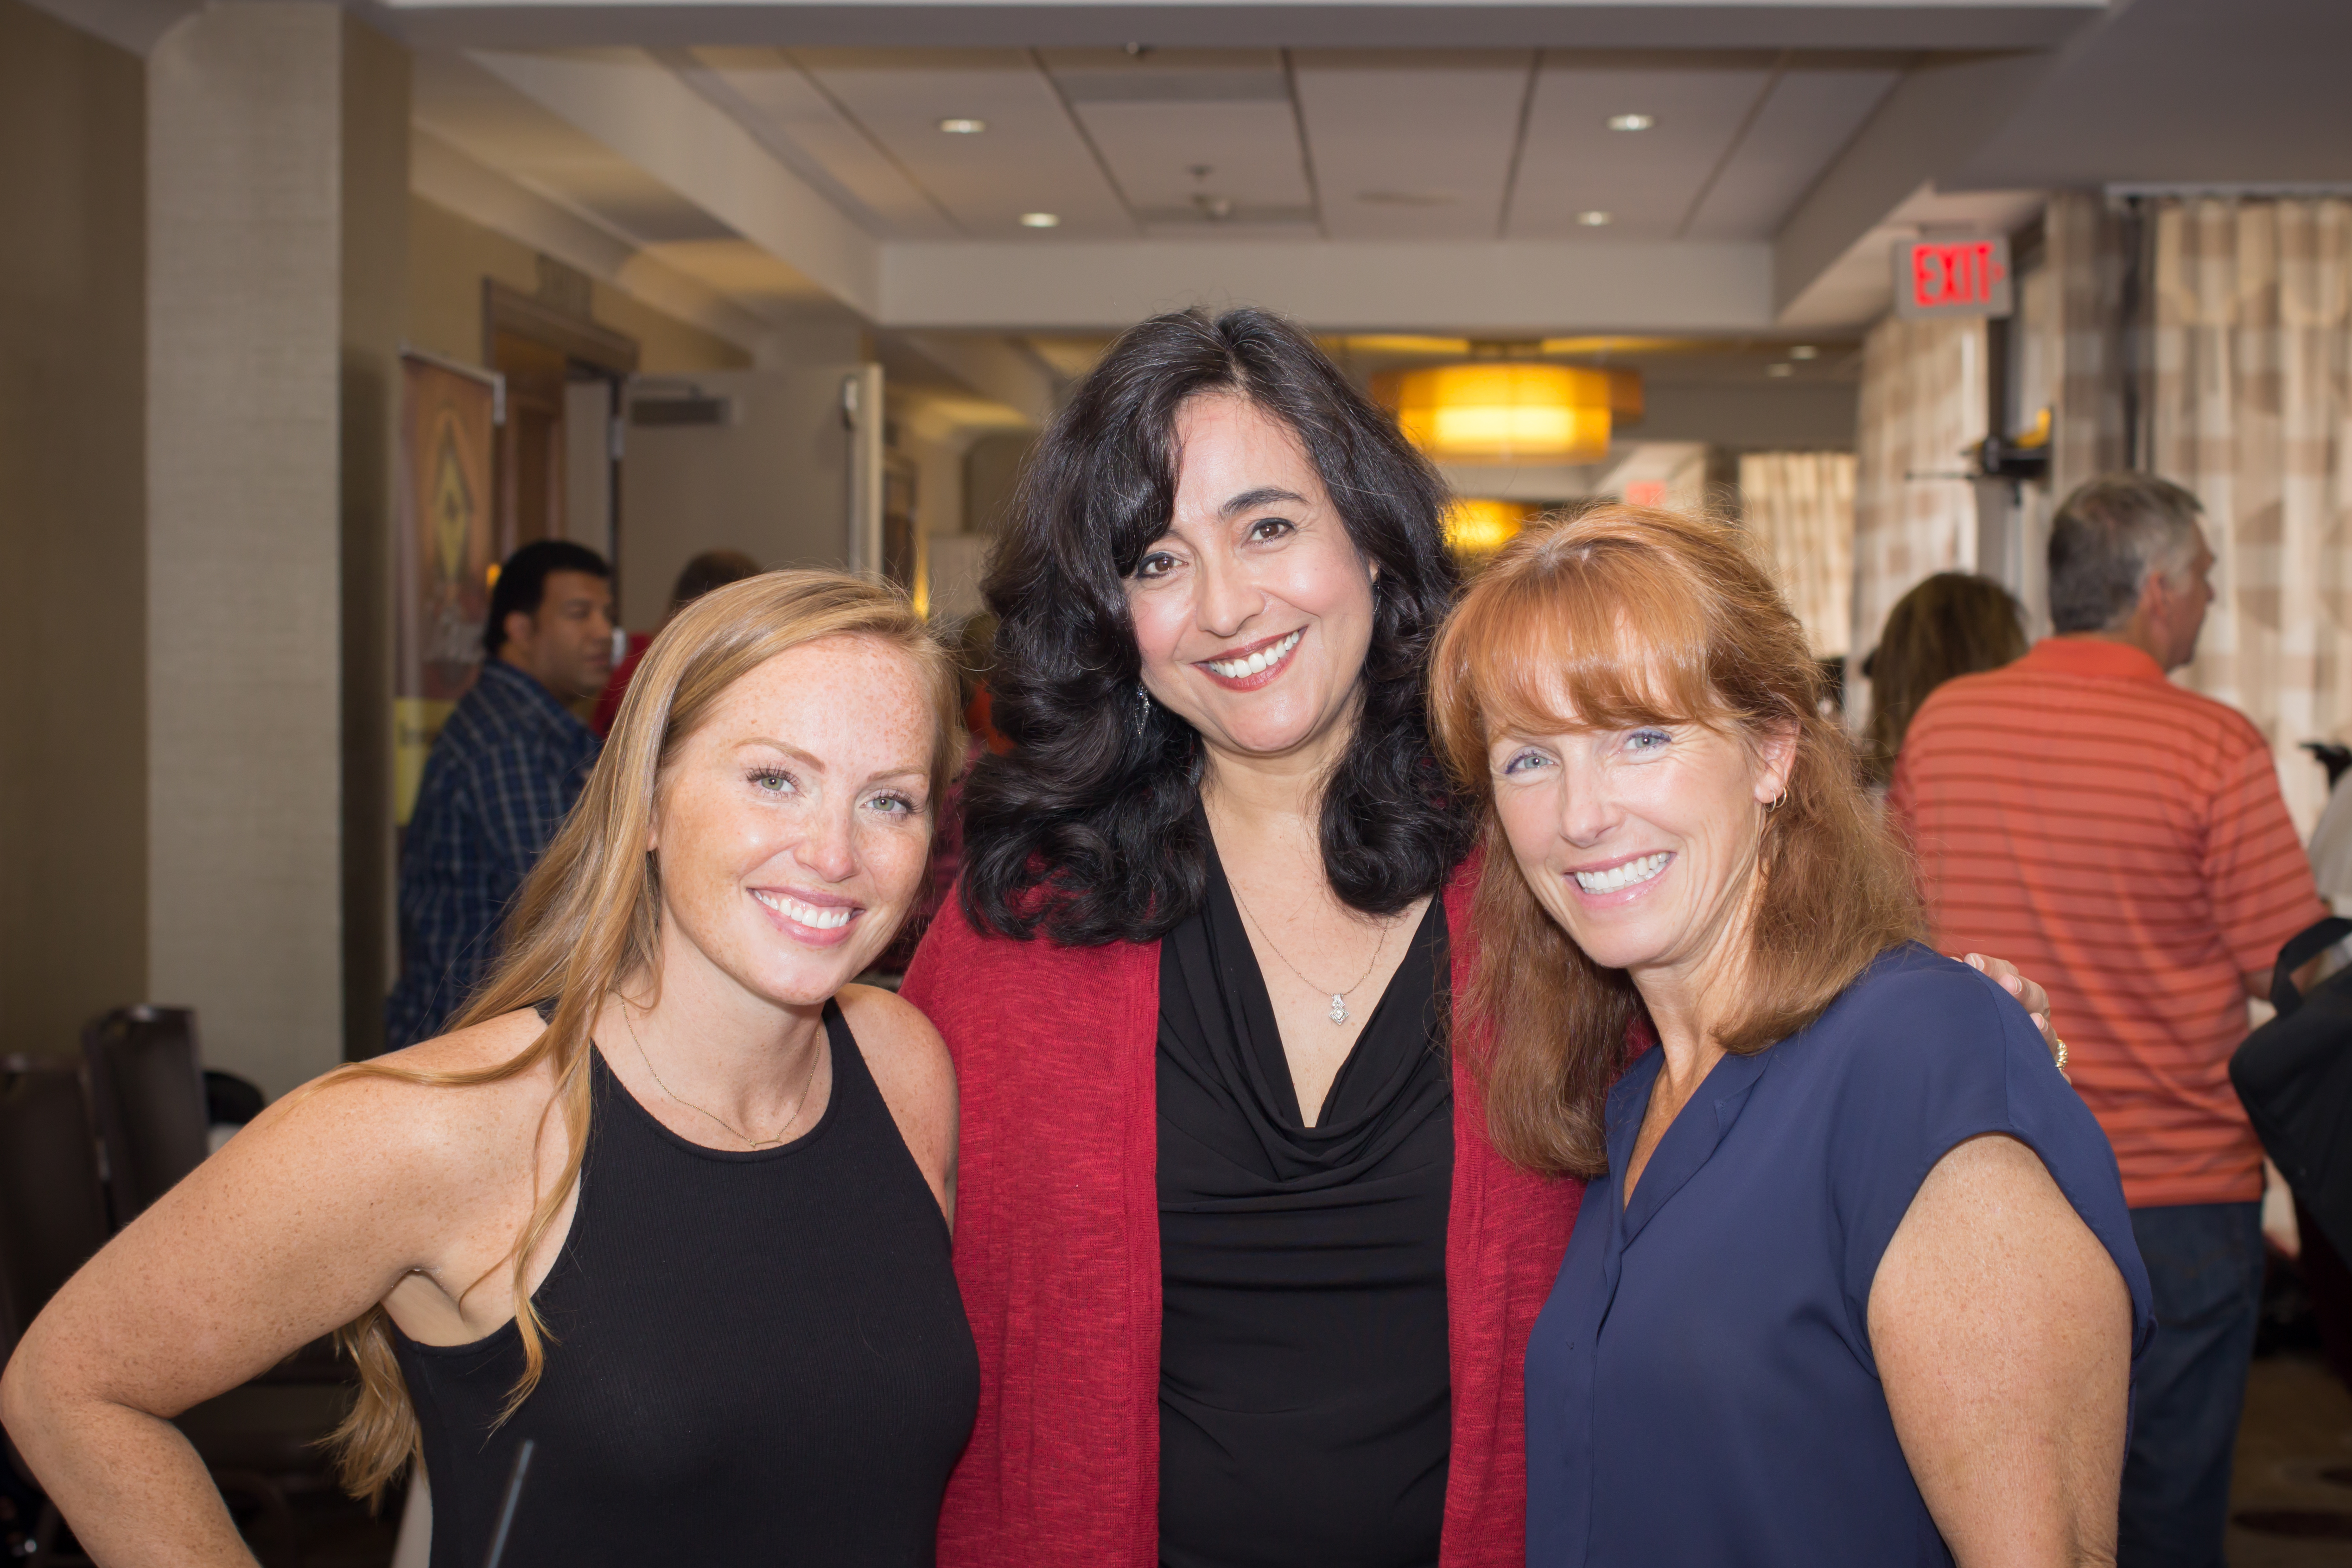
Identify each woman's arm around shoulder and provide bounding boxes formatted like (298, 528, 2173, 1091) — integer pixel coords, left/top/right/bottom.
(0, 1009, 563, 1567)
(839, 984, 957, 1226)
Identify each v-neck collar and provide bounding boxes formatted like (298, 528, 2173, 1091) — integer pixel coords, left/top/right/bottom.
(1606, 1042, 1775, 1244)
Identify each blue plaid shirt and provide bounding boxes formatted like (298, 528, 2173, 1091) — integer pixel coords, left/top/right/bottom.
(385, 659, 601, 1049)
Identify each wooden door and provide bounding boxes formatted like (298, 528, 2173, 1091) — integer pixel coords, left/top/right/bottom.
(491, 331, 569, 555)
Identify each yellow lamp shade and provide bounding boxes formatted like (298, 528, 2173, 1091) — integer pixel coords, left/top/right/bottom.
(1443, 498, 1536, 556)
(1375, 364, 1615, 462)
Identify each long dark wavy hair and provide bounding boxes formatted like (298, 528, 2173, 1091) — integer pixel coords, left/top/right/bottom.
(960, 307, 1475, 946)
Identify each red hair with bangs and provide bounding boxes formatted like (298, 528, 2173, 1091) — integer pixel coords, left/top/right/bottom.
(1430, 505, 1920, 1179)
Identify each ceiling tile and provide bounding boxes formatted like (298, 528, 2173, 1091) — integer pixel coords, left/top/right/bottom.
(797, 52, 1134, 238)
(1509, 61, 1776, 239)
(1074, 100, 1311, 212)
(682, 48, 961, 240)
(1681, 67, 1902, 240)
(1294, 55, 1532, 240)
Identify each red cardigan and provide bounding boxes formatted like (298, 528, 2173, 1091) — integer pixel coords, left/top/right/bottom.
(901, 859, 1584, 1568)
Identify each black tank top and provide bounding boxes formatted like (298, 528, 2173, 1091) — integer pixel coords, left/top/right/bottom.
(391, 1000, 977, 1568)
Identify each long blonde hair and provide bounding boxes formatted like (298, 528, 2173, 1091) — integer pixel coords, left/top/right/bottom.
(320, 571, 963, 1503)
(1429, 507, 1920, 1178)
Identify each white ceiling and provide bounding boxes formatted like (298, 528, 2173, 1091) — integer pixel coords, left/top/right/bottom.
(652, 46, 1906, 245)
(307, 0, 2352, 428)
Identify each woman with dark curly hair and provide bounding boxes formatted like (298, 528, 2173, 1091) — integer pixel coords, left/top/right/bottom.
(902, 308, 1559, 1568)
(901, 310, 2048, 1568)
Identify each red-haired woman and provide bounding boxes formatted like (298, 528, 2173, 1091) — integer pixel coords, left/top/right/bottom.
(903, 311, 2058, 1568)
(3, 573, 977, 1567)
(1430, 509, 2150, 1566)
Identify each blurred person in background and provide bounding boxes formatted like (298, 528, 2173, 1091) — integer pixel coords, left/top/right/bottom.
(386, 540, 613, 1052)
(955, 609, 1008, 755)
(594, 548, 763, 736)
(1861, 572, 2028, 786)
(1890, 474, 2327, 1568)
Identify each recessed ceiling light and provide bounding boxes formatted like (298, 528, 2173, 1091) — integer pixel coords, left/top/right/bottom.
(1576, 209, 1613, 227)
(1019, 211, 1061, 229)
(1788, 344, 1819, 361)
(1607, 114, 1654, 132)
(937, 117, 986, 135)
(1767, 362, 1796, 377)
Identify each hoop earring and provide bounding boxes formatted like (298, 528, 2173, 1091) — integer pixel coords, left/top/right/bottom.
(1134, 683, 1152, 739)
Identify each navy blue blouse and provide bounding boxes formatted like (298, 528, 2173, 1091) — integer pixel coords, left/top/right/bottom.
(1525, 945, 2154, 1567)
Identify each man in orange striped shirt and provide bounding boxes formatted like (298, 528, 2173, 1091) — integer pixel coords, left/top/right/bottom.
(1891, 474, 2325, 1568)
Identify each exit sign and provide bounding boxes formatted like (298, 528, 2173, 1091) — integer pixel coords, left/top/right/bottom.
(1893, 236, 2014, 320)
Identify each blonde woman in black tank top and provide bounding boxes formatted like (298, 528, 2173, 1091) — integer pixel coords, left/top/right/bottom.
(1, 573, 979, 1566)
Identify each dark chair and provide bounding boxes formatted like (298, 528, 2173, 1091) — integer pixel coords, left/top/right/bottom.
(0, 1054, 350, 1568)
(80, 1007, 211, 1232)
(4, 1035, 350, 1567)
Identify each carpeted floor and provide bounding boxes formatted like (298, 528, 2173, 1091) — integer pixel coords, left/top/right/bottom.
(2227, 1352, 2352, 1565)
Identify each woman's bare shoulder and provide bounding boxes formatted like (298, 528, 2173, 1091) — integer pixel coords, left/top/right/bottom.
(838, 987, 953, 1097)
(837, 986, 956, 1181)
(248, 1008, 565, 1185)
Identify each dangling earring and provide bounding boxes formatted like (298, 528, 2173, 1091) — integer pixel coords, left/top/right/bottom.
(1134, 683, 1153, 738)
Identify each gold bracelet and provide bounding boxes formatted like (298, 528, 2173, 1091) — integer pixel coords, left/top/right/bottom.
(2053, 1036, 2069, 1080)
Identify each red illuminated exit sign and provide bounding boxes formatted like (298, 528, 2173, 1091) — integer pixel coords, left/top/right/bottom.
(1892, 236, 2014, 320)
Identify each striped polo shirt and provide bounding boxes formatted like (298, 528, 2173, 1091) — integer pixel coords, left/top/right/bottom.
(1888, 636, 2324, 1208)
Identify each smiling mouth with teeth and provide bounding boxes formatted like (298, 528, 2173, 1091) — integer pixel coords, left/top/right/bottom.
(1203, 628, 1303, 680)
(754, 890, 857, 930)
(1573, 852, 1671, 895)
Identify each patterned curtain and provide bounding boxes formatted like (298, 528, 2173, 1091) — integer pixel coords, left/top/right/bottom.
(1850, 315, 1988, 730)
(2150, 197, 2352, 834)
(2047, 191, 2138, 499)
(1738, 451, 1857, 658)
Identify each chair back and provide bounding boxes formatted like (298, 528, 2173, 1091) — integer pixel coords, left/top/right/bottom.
(0, 1058, 110, 1362)
(81, 1006, 211, 1230)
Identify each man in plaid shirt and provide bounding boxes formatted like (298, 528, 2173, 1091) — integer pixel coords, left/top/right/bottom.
(385, 540, 614, 1050)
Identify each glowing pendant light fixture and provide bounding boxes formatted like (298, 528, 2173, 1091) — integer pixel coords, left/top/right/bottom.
(1375, 363, 1618, 463)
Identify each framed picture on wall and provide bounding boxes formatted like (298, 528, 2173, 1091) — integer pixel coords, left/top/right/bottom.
(394, 351, 501, 827)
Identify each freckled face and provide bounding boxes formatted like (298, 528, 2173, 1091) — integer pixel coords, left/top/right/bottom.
(1124, 392, 1379, 765)
(1488, 708, 1793, 985)
(647, 635, 935, 1008)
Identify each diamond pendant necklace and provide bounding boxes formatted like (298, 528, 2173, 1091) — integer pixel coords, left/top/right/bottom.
(1227, 882, 1399, 1026)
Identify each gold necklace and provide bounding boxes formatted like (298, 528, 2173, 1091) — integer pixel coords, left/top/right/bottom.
(1227, 882, 1402, 1026)
(619, 1001, 822, 1150)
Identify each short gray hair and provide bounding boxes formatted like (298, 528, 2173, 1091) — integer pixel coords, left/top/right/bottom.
(2047, 474, 2204, 634)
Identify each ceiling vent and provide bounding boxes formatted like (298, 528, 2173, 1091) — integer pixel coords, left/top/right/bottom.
(630, 394, 735, 428)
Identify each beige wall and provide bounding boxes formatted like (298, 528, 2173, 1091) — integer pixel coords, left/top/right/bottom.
(0, 0, 150, 1060)
(406, 195, 751, 375)
(594, 279, 751, 377)
(340, 22, 410, 1061)
(145, 4, 415, 1098)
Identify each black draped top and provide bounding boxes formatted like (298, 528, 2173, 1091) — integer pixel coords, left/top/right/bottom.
(1156, 843, 1455, 1568)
